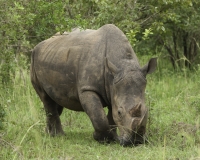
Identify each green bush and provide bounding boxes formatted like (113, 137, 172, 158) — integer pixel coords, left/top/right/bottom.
(0, 103, 5, 130)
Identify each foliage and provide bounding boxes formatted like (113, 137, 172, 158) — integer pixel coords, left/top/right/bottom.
(136, 0, 200, 69)
(0, 0, 88, 88)
(1, 0, 200, 87)
(0, 103, 5, 130)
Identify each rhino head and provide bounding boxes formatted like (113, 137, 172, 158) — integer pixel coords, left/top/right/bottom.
(106, 58, 157, 146)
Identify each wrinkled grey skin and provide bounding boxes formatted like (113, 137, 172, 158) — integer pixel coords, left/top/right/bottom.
(30, 24, 157, 146)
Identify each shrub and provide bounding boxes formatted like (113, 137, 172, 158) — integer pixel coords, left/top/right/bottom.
(0, 103, 5, 130)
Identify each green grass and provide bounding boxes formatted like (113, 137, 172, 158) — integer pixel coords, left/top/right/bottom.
(0, 64, 200, 160)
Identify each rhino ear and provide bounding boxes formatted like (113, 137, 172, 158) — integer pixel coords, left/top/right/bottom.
(105, 58, 120, 76)
(141, 58, 157, 75)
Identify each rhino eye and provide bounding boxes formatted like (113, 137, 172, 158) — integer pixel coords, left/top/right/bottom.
(118, 110, 122, 118)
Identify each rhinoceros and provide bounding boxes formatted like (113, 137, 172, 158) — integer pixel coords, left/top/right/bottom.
(30, 24, 157, 146)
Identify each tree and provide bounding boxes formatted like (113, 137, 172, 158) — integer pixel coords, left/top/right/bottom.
(1, 0, 200, 88)
(136, 0, 200, 69)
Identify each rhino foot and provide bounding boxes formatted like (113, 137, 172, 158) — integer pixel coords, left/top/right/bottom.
(93, 131, 116, 143)
(46, 126, 65, 137)
(48, 130, 65, 137)
(119, 134, 147, 147)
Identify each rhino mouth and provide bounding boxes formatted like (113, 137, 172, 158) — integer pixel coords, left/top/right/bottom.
(119, 132, 145, 147)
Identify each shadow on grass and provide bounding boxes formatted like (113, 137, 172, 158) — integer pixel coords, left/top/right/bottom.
(49, 129, 120, 147)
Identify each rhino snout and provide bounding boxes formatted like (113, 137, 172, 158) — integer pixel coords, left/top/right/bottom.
(120, 138, 132, 147)
(119, 133, 145, 147)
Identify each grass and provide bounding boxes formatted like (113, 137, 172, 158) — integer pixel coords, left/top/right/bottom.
(0, 61, 200, 160)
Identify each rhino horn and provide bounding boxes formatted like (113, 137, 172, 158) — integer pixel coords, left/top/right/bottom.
(138, 107, 148, 126)
(129, 103, 142, 117)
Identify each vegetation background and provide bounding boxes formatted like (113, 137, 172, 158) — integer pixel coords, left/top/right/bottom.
(0, 0, 200, 159)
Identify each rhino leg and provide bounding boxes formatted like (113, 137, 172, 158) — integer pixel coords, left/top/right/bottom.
(79, 91, 115, 143)
(31, 65, 64, 136)
(107, 108, 118, 141)
(57, 105, 64, 116)
(31, 84, 64, 136)
(43, 96, 65, 136)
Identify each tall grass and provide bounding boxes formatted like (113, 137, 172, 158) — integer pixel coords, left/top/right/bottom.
(0, 64, 199, 160)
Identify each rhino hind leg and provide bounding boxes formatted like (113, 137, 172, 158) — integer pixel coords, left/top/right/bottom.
(43, 97, 65, 136)
(31, 63, 64, 136)
(57, 104, 64, 116)
(31, 84, 64, 136)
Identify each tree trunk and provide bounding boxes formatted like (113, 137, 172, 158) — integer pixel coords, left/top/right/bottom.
(173, 31, 181, 67)
(183, 32, 191, 68)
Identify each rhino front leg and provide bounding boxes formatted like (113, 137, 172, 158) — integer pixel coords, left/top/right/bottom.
(79, 91, 115, 143)
(107, 108, 118, 142)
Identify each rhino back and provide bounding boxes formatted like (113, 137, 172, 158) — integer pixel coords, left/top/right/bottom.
(32, 24, 140, 110)
(32, 28, 107, 110)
